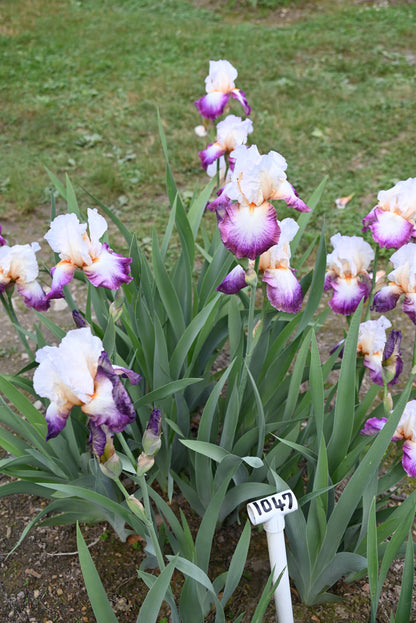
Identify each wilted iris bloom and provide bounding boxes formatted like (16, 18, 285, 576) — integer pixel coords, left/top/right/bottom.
(324, 233, 374, 315)
(214, 145, 309, 260)
(259, 218, 302, 313)
(199, 115, 253, 171)
(335, 316, 402, 386)
(362, 178, 416, 249)
(361, 399, 416, 478)
(0, 242, 49, 311)
(44, 208, 132, 300)
(194, 59, 251, 121)
(372, 243, 416, 324)
(33, 327, 141, 440)
(89, 422, 122, 480)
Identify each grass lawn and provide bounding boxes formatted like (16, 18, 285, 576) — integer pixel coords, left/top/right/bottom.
(1, 0, 415, 246)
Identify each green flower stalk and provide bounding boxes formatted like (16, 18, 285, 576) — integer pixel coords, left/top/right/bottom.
(136, 409, 162, 477)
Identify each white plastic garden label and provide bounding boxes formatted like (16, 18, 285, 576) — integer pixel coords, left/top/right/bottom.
(247, 490, 298, 623)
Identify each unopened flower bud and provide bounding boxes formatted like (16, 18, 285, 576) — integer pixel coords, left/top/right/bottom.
(72, 309, 88, 328)
(99, 451, 122, 480)
(109, 289, 125, 322)
(142, 409, 162, 457)
(136, 452, 155, 477)
(126, 495, 147, 522)
(383, 392, 394, 414)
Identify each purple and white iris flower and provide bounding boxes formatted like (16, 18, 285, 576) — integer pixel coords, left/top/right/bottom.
(362, 178, 416, 249)
(194, 59, 251, 121)
(0, 242, 49, 311)
(324, 233, 375, 315)
(198, 115, 253, 171)
(213, 145, 309, 260)
(372, 243, 416, 323)
(259, 218, 302, 313)
(44, 208, 132, 300)
(361, 399, 416, 478)
(340, 316, 402, 386)
(33, 327, 141, 441)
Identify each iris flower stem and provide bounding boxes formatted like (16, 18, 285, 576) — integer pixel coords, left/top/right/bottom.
(0, 291, 34, 360)
(239, 259, 259, 394)
(115, 476, 166, 571)
(365, 245, 379, 321)
(138, 474, 166, 571)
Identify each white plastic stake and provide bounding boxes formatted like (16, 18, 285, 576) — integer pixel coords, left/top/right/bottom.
(247, 490, 298, 623)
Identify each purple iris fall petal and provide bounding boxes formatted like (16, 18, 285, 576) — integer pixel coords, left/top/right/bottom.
(371, 285, 401, 313)
(199, 142, 226, 170)
(402, 294, 416, 325)
(230, 89, 251, 116)
(88, 350, 137, 433)
(89, 421, 107, 458)
(262, 266, 302, 313)
(194, 92, 230, 121)
(218, 202, 280, 260)
(217, 265, 247, 294)
(362, 207, 413, 249)
(402, 441, 416, 478)
(361, 417, 388, 436)
(327, 275, 372, 315)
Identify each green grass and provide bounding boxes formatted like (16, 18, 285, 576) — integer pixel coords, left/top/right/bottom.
(1, 0, 415, 246)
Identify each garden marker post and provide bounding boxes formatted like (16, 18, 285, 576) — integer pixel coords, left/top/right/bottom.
(247, 490, 298, 623)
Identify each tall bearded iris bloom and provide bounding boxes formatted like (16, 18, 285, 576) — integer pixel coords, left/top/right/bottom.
(362, 178, 416, 249)
(44, 208, 132, 300)
(217, 218, 303, 313)
(361, 400, 416, 478)
(198, 115, 253, 171)
(194, 60, 251, 121)
(372, 243, 416, 323)
(0, 242, 49, 311)
(324, 233, 374, 315)
(215, 145, 309, 260)
(33, 327, 141, 441)
(259, 218, 303, 313)
(334, 316, 402, 386)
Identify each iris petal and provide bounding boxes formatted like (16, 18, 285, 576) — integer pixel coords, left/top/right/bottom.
(218, 201, 280, 260)
(194, 92, 230, 120)
(262, 266, 302, 313)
